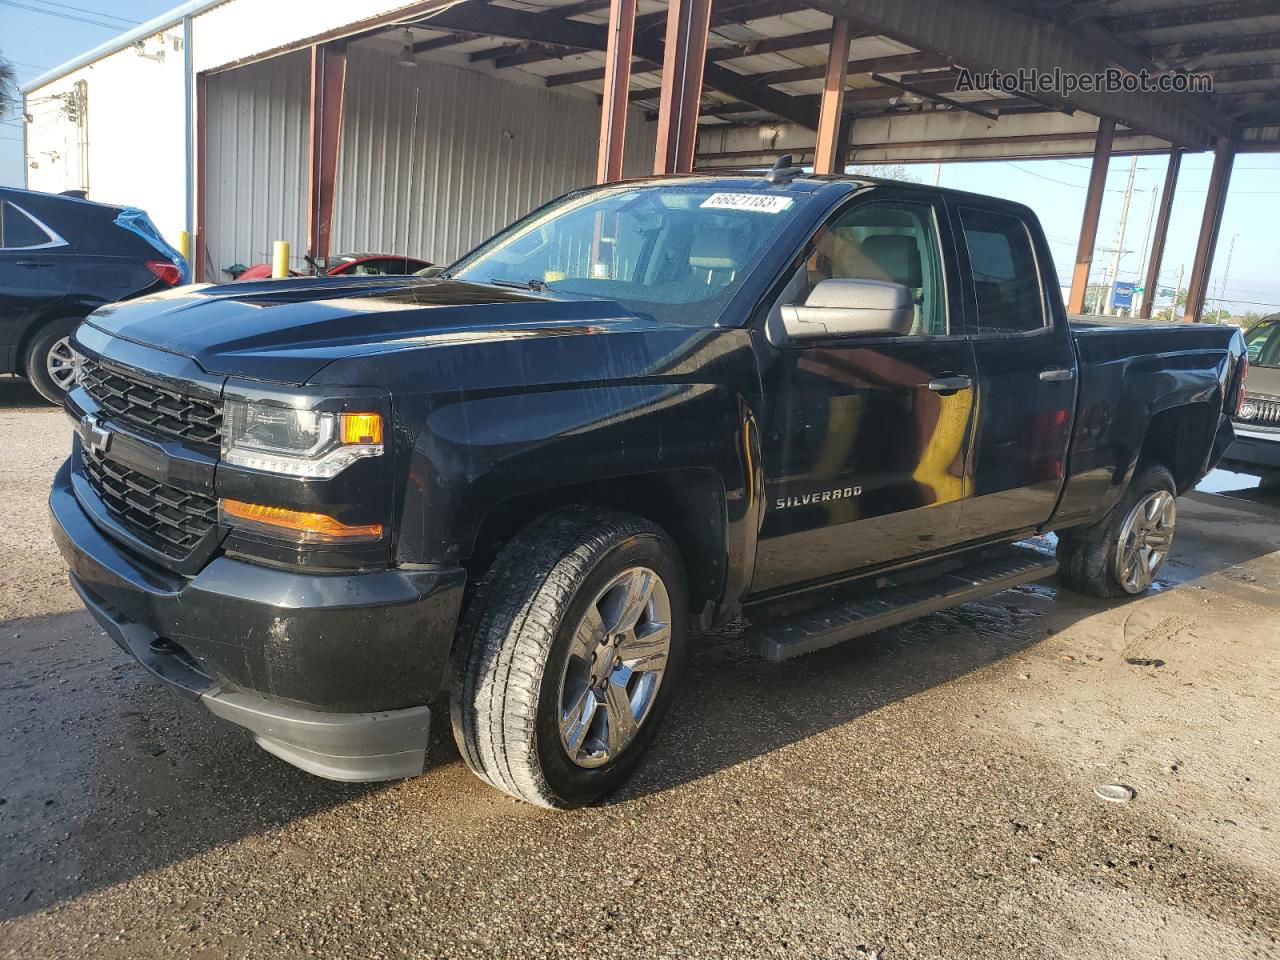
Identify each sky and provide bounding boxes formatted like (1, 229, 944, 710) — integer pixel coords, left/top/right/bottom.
(2, 0, 1278, 317)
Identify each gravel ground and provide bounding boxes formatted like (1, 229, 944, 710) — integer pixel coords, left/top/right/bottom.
(1, 373, 1278, 959)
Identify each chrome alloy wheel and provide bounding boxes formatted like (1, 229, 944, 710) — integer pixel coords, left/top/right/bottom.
(1115, 490, 1176, 594)
(46, 336, 79, 391)
(557, 566, 672, 769)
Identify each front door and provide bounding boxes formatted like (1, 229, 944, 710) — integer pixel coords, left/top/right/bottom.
(751, 194, 979, 594)
(949, 203, 1076, 539)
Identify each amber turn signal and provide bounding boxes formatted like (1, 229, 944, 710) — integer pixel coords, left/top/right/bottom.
(340, 412, 383, 446)
(220, 498, 383, 543)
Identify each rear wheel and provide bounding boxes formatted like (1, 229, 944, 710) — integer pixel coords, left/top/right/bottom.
(1056, 463, 1177, 598)
(24, 318, 82, 404)
(450, 506, 687, 808)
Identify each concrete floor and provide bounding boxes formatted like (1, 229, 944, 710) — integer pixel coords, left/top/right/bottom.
(1, 375, 1278, 959)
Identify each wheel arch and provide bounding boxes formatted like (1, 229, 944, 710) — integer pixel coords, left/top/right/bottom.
(1137, 401, 1219, 494)
(463, 467, 731, 626)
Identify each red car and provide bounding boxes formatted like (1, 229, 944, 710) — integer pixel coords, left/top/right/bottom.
(234, 252, 432, 281)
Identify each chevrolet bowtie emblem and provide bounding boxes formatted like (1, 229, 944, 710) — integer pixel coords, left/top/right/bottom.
(78, 414, 112, 456)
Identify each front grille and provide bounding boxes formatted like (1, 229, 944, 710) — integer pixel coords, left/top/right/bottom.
(81, 448, 217, 557)
(80, 358, 222, 448)
(1237, 392, 1280, 428)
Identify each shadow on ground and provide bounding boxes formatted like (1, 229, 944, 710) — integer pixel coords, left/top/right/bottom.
(2, 459, 1277, 921)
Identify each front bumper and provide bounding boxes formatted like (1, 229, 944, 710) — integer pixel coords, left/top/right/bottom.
(50, 459, 466, 781)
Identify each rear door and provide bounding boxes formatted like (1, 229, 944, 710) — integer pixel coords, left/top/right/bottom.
(0, 199, 71, 370)
(750, 191, 980, 594)
(949, 203, 1077, 540)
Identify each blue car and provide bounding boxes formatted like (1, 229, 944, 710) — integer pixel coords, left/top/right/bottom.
(0, 187, 187, 402)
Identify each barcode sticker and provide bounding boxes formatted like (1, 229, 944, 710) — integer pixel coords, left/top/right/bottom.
(700, 193, 794, 214)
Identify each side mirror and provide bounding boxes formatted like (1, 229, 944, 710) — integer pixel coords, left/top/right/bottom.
(779, 278, 914, 341)
(416, 265, 446, 278)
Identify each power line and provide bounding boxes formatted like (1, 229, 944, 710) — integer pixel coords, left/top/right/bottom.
(0, 0, 131, 30)
(23, 0, 137, 24)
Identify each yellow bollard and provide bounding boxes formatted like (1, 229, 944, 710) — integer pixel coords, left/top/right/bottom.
(272, 241, 290, 279)
(177, 230, 191, 260)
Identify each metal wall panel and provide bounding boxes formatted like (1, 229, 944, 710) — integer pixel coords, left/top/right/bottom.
(331, 45, 658, 265)
(203, 50, 310, 278)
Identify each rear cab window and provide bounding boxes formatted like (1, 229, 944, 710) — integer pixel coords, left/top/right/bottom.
(957, 207, 1047, 335)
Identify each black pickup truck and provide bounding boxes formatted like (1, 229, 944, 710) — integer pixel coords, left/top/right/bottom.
(50, 167, 1246, 808)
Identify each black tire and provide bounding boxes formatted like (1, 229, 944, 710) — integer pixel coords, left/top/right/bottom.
(24, 318, 82, 405)
(450, 506, 688, 808)
(1056, 463, 1177, 598)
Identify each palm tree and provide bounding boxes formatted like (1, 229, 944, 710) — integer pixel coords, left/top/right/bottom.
(0, 55, 16, 121)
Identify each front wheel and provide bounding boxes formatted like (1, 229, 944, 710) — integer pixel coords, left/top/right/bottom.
(24, 318, 82, 405)
(1056, 463, 1178, 598)
(450, 506, 687, 808)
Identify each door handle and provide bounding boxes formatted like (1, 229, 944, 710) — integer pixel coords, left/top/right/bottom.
(15, 260, 52, 268)
(1039, 368, 1076, 383)
(927, 375, 973, 394)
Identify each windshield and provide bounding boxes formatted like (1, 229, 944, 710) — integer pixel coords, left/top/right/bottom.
(448, 184, 803, 325)
(1245, 317, 1280, 367)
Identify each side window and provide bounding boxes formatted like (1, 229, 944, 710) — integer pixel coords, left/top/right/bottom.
(0, 202, 54, 249)
(803, 200, 947, 336)
(958, 208, 1045, 334)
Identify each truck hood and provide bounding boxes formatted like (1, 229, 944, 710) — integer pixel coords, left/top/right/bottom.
(84, 275, 649, 384)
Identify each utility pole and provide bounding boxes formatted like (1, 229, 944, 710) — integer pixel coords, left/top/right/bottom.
(1214, 233, 1239, 321)
(1174, 262, 1185, 321)
(933, 162, 942, 185)
(1104, 155, 1138, 315)
(1133, 186, 1157, 316)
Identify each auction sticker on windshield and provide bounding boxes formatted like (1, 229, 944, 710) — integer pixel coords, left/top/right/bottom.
(700, 193, 794, 214)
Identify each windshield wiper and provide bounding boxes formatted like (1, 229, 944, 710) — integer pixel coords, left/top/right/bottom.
(489, 277, 545, 292)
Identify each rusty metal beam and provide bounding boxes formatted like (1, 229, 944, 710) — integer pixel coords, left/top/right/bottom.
(1143, 30, 1280, 64)
(1067, 118, 1114, 316)
(654, 0, 712, 174)
(545, 28, 832, 87)
(1100, 0, 1278, 34)
(597, 0, 637, 183)
(869, 72, 999, 121)
(420, 0, 814, 127)
(306, 42, 347, 268)
(1182, 137, 1235, 323)
(1138, 148, 1181, 320)
(1207, 62, 1280, 85)
(469, 0, 811, 69)
(814, 18, 852, 174)
(813, 0, 1217, 148)
(760, 51, 948, 87)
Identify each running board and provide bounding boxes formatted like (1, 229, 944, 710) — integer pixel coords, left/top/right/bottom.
(747, 546, 1057, 663)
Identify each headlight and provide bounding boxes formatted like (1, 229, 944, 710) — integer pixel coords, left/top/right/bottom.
(222, 399, 384, 478)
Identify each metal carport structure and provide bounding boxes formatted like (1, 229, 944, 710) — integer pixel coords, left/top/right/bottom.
(260, 0, 1278, 322)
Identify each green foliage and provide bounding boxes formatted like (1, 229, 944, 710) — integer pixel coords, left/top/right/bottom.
(0, 54, 15, 117)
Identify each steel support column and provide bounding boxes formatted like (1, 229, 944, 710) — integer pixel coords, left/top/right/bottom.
(1138, 148, 1181, 319)
(1182, 137, 1236, 323)
(653, 0, 711, 175)
(1067, 118, 1115, 315)
(597, 0, 637, 183)
(193, 72, 207, 283)
(306, 42, 348, 271)
(812, 18, 852, 174)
